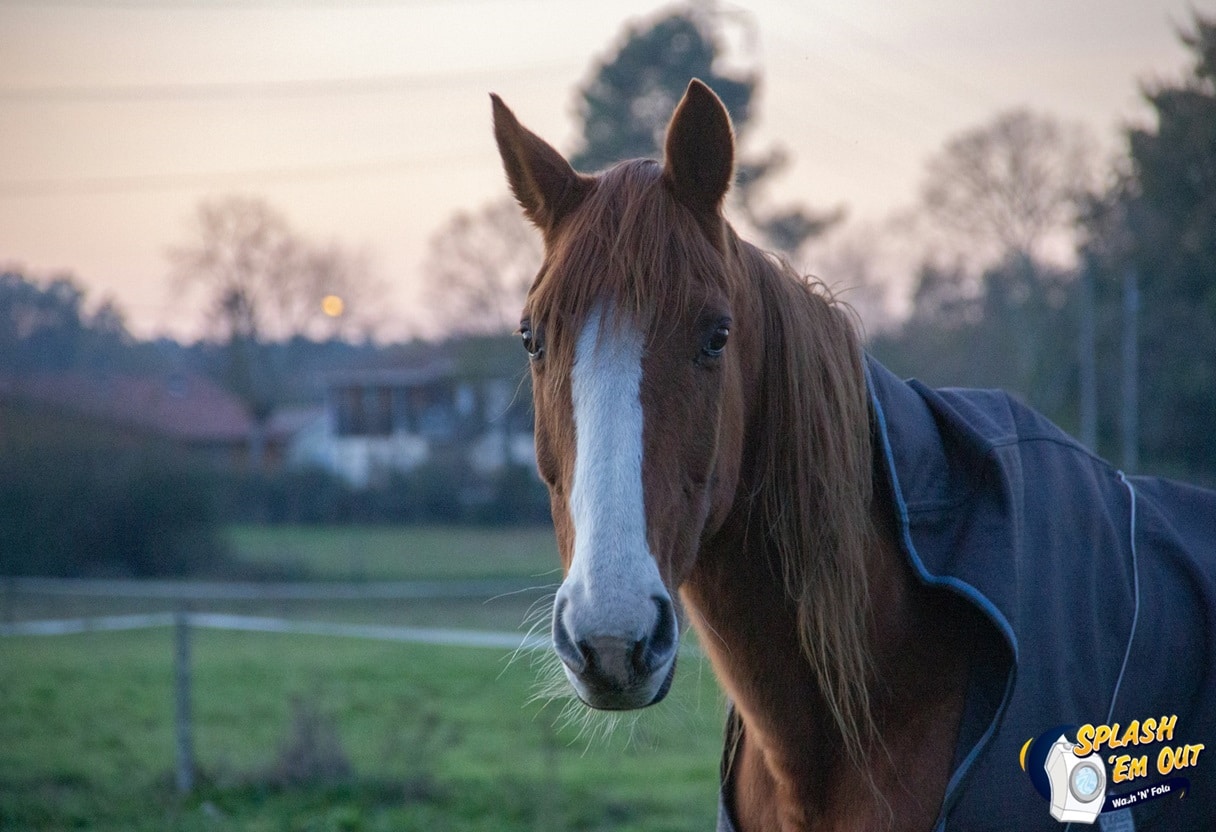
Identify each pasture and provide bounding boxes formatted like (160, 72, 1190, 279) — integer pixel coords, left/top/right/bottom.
(224, 525, 561, 583)
(0, 525, 725, 832)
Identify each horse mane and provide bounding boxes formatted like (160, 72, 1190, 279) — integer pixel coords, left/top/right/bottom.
(736, 237, 878, 772)
(527, 157, 877, 771)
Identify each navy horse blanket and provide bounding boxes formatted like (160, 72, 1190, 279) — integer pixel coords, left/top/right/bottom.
(719, 356, 1216, 832)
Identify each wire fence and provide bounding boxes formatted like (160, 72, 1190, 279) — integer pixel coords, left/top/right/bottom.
(0, 609, 549, 650)
(0, 576, 553, 794)
(3, 575, 545, 601)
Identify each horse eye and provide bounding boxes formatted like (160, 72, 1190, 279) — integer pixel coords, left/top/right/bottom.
(519, 323, 543, 359)
(702, 324, 730, 357)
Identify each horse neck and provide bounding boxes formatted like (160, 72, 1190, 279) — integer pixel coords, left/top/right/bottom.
(679, 271, 971, 827)
(683, 486, 969, 830)
(681, 466, 901, 760)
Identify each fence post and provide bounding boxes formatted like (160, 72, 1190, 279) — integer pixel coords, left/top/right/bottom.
(538, 719, 560, 832)
(2, 577, 14, 624)
(174, 610, 195, 795)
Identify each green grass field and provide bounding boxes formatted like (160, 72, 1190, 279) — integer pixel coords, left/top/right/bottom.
(6, 525, 563, 630)
(1, 525, 728, 831)
(0, 628, 724, 832)
(223, 525, 560, 582)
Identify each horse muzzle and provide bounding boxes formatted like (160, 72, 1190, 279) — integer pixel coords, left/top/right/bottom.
(551, 587, 679, 710)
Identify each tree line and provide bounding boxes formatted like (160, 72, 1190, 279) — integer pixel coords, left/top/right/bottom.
(3, 7, 1213, 576)
(0, 270, 547, 578)
(425, 6, 1216, 485)
(872, 14, 1216, 484)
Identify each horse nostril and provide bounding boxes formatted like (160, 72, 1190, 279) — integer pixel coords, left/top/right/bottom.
(645, 595, 678, 672)
(551, 597, 587, 673)
(630, 637, 648, 676)
(552, 592, 679, 686)
(625, 597, 679, 678)
(579, 639, 602, 673)
(577, 635, 644, 690)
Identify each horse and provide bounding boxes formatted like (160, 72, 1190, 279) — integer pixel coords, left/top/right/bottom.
(490, 80, 1216, 831)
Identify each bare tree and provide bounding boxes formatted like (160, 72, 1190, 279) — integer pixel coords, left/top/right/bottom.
(919, 109, 1096, 269)
(422, 197, 542, 335)
(805, 220, 900, 336)
(277, 241, 382, 341)
(168, 195, 383, 466)
(168, 195, 381, 344)
(169, 197, 297, 343)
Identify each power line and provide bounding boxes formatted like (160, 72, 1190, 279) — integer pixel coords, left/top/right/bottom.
(0, 62, 576, 104)
(0, 151, 493, 197)
(1, 0, 531, 8)
(791, 4, 991, 105)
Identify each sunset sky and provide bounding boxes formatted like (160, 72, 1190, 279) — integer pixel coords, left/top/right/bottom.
(0, 0, 1206, 340)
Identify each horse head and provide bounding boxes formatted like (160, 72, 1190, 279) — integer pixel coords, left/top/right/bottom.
(492, 81, 761, 710)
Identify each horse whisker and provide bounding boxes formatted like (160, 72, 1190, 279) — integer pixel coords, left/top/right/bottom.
(484, 582, 560, 605)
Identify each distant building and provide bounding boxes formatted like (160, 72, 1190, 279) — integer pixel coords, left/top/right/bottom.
(263, 403, 328, 471)
(288, 361, 536, 488)
(1, 361, 538, 489)
(0, 371, 253, 464)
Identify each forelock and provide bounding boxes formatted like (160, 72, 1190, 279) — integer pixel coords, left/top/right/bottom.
(526, 159, 732, 343)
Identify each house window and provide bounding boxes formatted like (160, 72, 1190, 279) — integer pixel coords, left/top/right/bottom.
(455, 383, 476, 418)
(334, 387, 360, 436)
(333, 385, 393, 437)
(364, 386, 393, 436)
(415, 384, 454, 439)
(391, 387, 412, 433)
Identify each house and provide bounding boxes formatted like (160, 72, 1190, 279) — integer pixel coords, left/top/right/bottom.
(288, 361, 536, 488)
(1, 355, 538, 490)
(0, 371, 253, 465)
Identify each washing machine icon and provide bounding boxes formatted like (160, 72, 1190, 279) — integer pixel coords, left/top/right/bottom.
(1044, 734, 1107, 823)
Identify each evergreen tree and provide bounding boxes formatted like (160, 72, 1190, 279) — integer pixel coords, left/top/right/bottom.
(0, 269, 137, 374)
(1084, 12, 1216, 480)
(571, 11, 754, 173)
(570, 7, 837, 256)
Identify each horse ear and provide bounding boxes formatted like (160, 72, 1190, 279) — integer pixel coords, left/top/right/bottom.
(663, 79, 735, 214)
(491, 94, 589, 234)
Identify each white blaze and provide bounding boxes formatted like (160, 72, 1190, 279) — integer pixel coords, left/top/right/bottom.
(565, 307, 663, 635)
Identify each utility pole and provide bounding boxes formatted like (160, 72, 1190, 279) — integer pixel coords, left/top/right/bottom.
(1077, 259, 1097, 451)
(174, 610, 195, 795)
(1120, 267, 1139, 473)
